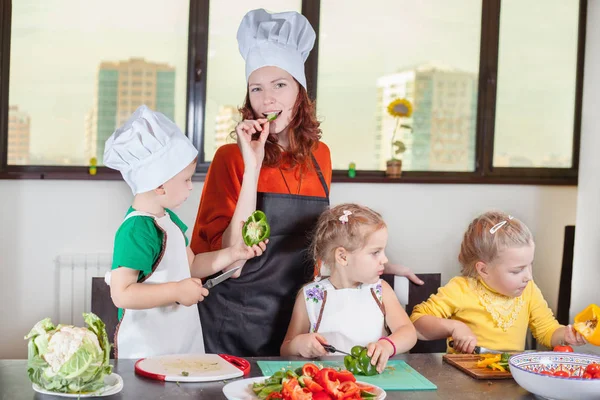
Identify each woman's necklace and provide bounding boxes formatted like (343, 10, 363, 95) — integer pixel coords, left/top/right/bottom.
(279, 167, 302, 195)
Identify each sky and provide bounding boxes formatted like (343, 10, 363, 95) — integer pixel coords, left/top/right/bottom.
(9, 0, 580, 169)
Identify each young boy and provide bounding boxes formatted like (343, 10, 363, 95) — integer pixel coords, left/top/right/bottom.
(103, 105, 267, 359)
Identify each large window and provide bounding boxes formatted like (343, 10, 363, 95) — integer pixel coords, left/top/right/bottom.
(3, 0, 188, 168)
(493, 0, 580, 168)
(317, 0, 482, 172)
(0, 0, 586, 184)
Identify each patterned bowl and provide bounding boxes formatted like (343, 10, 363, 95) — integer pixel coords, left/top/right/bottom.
(509, 352, 600, 400)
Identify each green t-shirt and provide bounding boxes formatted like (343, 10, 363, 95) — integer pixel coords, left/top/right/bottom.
(111, 206, 189, 319)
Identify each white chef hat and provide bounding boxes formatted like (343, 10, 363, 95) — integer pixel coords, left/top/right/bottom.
(103, 105, 198, 195)
(237, 9, 316, 89)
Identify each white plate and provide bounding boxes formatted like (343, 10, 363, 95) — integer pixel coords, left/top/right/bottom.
(32, 373, 123, 398)
(223, 376, 386, 400)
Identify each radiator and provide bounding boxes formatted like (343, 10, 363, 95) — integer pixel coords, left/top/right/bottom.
(55, 253, 112, 327)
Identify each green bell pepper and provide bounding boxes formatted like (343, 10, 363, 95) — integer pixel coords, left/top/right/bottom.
(343, 345, 380, 376)
(242, 210, 270, 246)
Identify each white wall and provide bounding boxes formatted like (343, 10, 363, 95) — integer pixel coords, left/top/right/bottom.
(0, 180, 576, 358)
(571, 1, 600, 319)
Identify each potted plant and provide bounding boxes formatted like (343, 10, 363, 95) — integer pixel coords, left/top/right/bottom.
(386, 98, 413, 177)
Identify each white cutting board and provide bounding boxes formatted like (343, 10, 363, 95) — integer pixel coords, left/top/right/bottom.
(134, 353, 248, 382)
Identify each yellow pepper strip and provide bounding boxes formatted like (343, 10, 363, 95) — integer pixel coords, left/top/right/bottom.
(488, 363, 506, 372)
(477, 355, 501, 367)
(574, 304, 600, 346)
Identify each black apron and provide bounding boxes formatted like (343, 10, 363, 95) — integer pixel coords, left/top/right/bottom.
(199, 155, 330, 356)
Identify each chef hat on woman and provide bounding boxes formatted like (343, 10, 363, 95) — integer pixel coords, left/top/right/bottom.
(237, 8, 316, 89)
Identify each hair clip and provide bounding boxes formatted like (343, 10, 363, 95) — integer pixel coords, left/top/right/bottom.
(339, 210, 352, 224)
(489, 215, 514, 234)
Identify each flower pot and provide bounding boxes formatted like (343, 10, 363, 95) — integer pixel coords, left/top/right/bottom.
(386, 159, 403, 178)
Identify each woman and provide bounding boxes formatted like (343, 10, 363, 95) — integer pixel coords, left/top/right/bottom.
(191, 9, 422, 356)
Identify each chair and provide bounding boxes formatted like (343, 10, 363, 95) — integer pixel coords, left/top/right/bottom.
(91, 277, 118, 359)
(382, 273, 447, 353)
(556, 225, 576, 326)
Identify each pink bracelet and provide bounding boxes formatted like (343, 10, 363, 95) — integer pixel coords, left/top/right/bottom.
(379, 337, 396, 357)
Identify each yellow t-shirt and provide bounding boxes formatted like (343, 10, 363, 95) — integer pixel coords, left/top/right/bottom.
(410, 276, 561, 351)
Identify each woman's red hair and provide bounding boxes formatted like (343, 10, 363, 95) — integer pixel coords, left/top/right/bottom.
(238, 84, 321, 169)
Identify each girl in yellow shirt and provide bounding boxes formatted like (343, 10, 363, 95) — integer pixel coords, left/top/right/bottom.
(410, 211, 587, 353)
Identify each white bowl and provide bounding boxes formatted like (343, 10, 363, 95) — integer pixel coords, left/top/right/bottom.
(509, 352, 600, 400)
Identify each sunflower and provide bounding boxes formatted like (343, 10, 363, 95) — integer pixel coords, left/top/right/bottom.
(387, 98, 413, 118)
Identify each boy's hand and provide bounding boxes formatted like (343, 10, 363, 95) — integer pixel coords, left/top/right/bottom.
(367, 340, 393, 373)
(293, 333, 329, 358)
(451, 321, 478, 354)
(176, 278, 209, 306)
(564, 324, 587, 346)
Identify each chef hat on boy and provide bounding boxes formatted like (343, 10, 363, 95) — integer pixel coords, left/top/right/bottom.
(103, 105, 198, 195)
(237, 8, 316, 89)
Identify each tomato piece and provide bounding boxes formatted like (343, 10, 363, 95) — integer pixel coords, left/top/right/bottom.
(302, 363, 321, 379)
(553, 345, 574, 352)
(266, 393, 284, 399)
(553, 370, 570, 377)
(584, 363, 600, 376)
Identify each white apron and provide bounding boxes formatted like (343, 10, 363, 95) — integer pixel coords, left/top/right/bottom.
(109, 210, 205, 359)
(304, 279, 387, 354)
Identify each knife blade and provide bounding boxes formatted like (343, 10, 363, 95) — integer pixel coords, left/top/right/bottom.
(448, 340, 507, 354)
(322, 344, 351, 356)
(204, 266, 242, 289)
(175, 266, 243, 305)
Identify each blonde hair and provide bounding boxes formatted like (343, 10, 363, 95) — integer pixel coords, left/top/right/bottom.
(459, 211, 533, 278)
(310, 203, 386, 278)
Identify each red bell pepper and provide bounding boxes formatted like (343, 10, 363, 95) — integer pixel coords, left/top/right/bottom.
(302, 363, 320, 378)
(333, 370, 356, 383)
(338, 381, 361, 399)
(301, 376, 324, 392)
(313, 392, 334, 400)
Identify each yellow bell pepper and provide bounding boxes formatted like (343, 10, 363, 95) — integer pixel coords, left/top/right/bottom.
(477, 354, 501, 367)
(489, 362, 506, 372)
(574, 304, 600, 346)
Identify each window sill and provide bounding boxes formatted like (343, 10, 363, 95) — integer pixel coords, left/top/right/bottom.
(0, 167, 577, 186)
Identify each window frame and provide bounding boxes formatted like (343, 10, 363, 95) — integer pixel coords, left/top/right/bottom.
(0, 0, 586, 185)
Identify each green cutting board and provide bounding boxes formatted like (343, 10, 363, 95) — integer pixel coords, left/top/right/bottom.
(257, 360, 437, 391)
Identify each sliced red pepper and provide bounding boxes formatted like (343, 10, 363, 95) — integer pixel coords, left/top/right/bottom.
(302, 376, 324, 392)
(338, 381, 361, 399)
(333, 370, 356, 383)
(282, 378, 300, 398)
(282, 378, 313, 400)
(313, 392, 334, 400)
(315, 369, 342, 398)
(354, 382, 375, 392)
(302, 363, 321, 378)
(266, 393, 284, 400)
